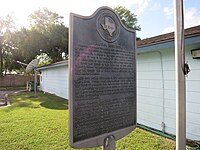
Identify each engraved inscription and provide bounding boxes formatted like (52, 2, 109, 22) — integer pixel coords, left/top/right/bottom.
(73, 43, 136, 142)
(75, 77, 135, 101)
(74, 96, 135, 142)
(74, 43, 135, 75)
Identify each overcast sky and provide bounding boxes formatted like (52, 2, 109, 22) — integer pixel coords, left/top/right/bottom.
(0, 0, 200, 39)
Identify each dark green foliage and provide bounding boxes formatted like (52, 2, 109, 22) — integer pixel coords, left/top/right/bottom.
(0, 15, 15, 76)
(114, 6, 141, 31)
(28, 8, 68, 63)
(0, 8, 69, 75)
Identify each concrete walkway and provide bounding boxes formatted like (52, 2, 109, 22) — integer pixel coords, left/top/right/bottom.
(0, 90, 20, 106)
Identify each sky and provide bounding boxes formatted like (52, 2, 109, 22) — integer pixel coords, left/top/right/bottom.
(0, 0, 200, 39)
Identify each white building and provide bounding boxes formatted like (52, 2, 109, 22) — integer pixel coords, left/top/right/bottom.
(36, 60, 68, 99)
(137, 25, 200, 140)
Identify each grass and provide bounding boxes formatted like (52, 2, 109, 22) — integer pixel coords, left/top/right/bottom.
(0, 91, 176, 150)
(0, 86, 26, 91)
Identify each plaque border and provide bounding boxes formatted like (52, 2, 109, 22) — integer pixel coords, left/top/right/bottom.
(69, 6, 137, 148)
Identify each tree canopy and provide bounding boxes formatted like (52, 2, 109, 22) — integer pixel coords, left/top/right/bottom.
(0, 15, 15, 77)
(29, 8, 64, 32)
(114, 6, 141, 31)
(28, 8, 68, 62)
(0, 8, 69, 76)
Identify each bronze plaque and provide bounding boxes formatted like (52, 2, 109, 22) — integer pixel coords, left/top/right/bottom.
(69, 6, 136, 148)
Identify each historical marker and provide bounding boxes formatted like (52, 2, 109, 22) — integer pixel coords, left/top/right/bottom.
(69, 7, 136, 149)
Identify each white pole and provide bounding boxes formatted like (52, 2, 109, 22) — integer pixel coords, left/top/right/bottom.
(174, 0, 186, 149)
(34, 69, 37, 97)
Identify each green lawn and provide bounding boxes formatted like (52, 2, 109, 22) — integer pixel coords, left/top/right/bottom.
(0, 86, 26, 91)
(0, 91, 176, 150)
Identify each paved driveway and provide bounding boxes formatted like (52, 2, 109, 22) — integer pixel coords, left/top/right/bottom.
(0, 90, 18, 106)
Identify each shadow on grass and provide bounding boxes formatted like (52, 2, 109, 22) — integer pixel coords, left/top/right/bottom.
(5, 91, 68, 111)
(36, 92, 69, 110)
(40, 100, 68, 110)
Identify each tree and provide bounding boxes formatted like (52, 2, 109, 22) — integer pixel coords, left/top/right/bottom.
(44, 24, 68, 62)
(0, 8, 69, 75)
(11, 28, 46, 64)
(4, 27, 50, 74)
(29, 7, 64, 32)
(114, 6, 141, 31)
(1, 8, 68, 75)
(0, 15, 15, 77)
(36, 53, 52, 67)
(28, 8, 68, 63)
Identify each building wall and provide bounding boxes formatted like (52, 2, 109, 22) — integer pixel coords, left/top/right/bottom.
(137, 42, 200, 140)
(40, 65, 68, 99)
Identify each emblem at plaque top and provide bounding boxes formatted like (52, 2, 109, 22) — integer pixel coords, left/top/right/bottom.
(101, 17, 116, 37)
(97, 9, 120, 43)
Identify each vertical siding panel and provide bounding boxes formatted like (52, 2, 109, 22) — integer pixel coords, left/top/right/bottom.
(137, 45, 200, 140)
(137, 52, 164, 132)
(40, 65, 68, 99)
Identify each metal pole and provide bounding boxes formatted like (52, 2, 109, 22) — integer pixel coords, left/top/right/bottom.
(102, 136, 116, 150)
(174, 0, 186, 149)
(0, 36, 3, 78)
(34, 69, 37, 97)
(16, 61, 28, 66)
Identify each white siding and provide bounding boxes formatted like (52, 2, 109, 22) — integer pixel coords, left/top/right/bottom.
(40, 65, 68, 99)
(137, 47, 200, 140)
(137, 52, 164, 132)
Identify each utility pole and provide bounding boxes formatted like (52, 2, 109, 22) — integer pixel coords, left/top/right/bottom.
(174, 0, 186, 149)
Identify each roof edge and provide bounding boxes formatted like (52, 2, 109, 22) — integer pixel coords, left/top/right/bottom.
(137, 25, 200, 47)
(36, 60, 68, 71)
